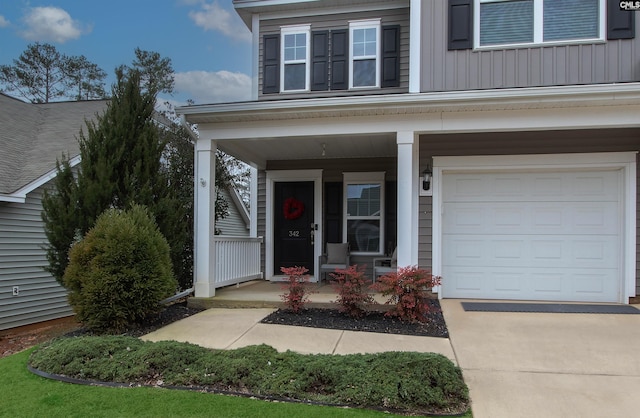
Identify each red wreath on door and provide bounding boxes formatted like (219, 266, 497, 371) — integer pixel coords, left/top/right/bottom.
(283, 197, 305, 220)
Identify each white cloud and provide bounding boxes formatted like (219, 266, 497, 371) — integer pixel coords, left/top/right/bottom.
(174, 70, 252, 104)
(0, 15, 10, 28)
(188, 1, 251, 42)
(20, 7, 89, 43)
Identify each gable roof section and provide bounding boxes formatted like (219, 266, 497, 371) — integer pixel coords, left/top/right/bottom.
(0, 93, 108, 201)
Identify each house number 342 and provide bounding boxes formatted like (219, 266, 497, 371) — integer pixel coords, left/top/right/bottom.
(288, 230, 300, 237)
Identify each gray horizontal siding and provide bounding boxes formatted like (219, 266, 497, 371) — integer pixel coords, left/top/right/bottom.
(259, 8, 410, 100)
(216, 188, 249, 236)
(422, 0, 640, 92)
(0, 186, 73, 330)
(418, 128, 640, 297)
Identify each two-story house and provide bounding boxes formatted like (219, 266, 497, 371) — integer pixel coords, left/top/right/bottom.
(179, 0, 639, 304)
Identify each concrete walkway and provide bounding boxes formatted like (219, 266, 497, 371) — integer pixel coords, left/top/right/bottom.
(144, 300, 640, 418)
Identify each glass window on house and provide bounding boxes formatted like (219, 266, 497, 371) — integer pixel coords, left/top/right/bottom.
(349, 19, 380, 88)
(281, 25, 310, 91)
(343, 172, 385, 254)
(478, 0, 601, 47)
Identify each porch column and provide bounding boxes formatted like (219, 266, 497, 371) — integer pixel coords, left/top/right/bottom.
(194, 139, 217, 297)
(396, 131, 419, 267)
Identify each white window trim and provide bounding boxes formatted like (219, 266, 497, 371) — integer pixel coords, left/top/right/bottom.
(343, 171, 385, 255)
(474, 0, 606, 50)
(348, 19, 381, 89)
(280, 24, 311, 93)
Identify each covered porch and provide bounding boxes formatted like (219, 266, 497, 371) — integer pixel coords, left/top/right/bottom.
(187, 279, 398, 310)
(183, 98, 425, 298)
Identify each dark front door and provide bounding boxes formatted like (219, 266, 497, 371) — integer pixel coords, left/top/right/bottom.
(274, 181, 315, 274)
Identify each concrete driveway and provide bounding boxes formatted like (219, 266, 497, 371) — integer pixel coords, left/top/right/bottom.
(441, 299, 640, 418)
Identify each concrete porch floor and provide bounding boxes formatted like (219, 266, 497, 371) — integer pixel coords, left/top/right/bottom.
(187, 279, 394, 310)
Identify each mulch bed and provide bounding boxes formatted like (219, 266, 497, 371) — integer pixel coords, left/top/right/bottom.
(261, 300, 449, 338)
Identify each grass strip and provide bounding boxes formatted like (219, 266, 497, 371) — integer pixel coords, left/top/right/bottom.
(28, 336, 469, 416)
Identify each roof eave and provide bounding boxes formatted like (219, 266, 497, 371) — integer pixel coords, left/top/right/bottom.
(177, 83, 640, 125)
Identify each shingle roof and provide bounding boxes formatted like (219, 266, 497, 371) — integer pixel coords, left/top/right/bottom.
(0, 93, 108, 194)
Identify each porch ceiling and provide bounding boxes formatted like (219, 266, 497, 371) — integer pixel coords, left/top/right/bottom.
(218, 132, 397, 167)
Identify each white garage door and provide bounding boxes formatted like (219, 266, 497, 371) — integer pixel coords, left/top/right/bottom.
(441, 169, 622, 302)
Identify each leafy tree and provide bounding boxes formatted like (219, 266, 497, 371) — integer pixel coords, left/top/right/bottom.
(0, 42, 106, 103)
(64, 55, 107, 100)
(42, 68, 188, 289)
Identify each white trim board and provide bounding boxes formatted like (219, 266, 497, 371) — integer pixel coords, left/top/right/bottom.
(431, 152, 637, 303)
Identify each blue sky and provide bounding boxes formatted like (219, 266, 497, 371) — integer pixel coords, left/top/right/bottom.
(0, 0, 253, 105)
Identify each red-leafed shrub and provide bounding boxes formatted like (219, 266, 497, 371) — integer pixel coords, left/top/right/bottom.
(330, 264, 375, 318)
(280, 266, 314, 313)
(371, 266, 442, 323)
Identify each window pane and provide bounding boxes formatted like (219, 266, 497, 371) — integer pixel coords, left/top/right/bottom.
(347, 220, 380, 252)
(284, 33, 306, 62)
(353, 28, 376, 58)
(284, 63, 305, 90)
(544, 0, 598, 41)
(346, 183, 380, 216)
(480, 0, 533, 46)
(353, 59, 376, 87)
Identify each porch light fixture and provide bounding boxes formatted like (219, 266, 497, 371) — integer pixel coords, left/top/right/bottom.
(322, 143, 326, 157)
(422, 165, 432, 191)
(200, 178, 207, 187)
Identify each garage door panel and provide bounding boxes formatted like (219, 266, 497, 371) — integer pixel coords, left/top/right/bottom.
(445, 235, 618, 269)
(444, 202, 619, 235)
(445, 171, 620, 202)
(443, 266, 619, 302)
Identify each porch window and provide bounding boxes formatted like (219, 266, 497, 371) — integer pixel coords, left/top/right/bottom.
(349, 19, 381, 88)
(476, 0, 602, 47)
(281, 25, 310, 92)
(343, 172, 385, 254)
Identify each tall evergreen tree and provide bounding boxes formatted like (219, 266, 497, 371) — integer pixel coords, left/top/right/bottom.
(41, 157, 79, 282)
(42, 68, 188, 289)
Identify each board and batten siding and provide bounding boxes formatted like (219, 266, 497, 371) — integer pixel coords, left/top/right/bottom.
(418, 128, 640, 296)
(0, 186, 72, 331)
(258, 8, 410, 100)
(421, 0, 640, 92)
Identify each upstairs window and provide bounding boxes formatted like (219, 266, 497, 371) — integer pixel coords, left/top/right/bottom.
(281, 25, 310, 92)
(263, 22, 399, 94)
(476, 0, 602, 47)
(343, 172, 385, 254)
(349, 19, 381, 88)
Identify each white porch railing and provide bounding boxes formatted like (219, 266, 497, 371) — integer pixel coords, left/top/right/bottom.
(212, 236, 263, 288)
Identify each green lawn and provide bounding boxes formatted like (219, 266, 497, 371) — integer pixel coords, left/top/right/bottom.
(0, 348, 471, 418)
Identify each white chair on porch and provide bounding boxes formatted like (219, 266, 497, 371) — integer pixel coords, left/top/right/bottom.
(373, 247, 397, 282)
(318, 243, 350, 284)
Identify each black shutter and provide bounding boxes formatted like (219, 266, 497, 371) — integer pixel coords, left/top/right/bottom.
(608, 0, 635, 40)
(263, 34, 280, 94)
(311, 31, 329, 91)
(382, 25, 400, 88)
(330, 29, 348, 90)
(448, 0, 473, 50)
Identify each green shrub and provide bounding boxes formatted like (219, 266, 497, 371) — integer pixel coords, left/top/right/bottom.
(63, 205, 177, 333)
(29, 337, 469, 415)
